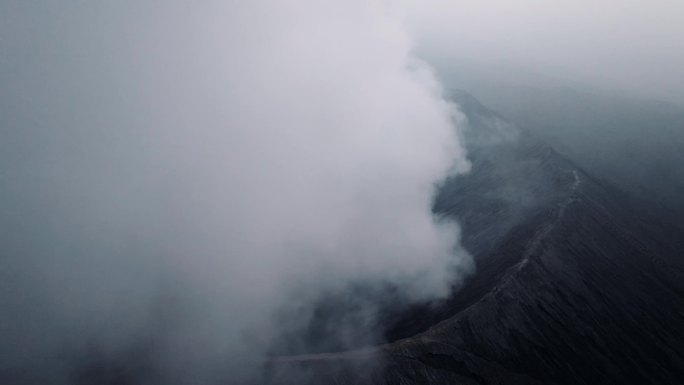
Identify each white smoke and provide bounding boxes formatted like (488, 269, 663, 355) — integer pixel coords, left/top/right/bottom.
(0, 1, 470, 383)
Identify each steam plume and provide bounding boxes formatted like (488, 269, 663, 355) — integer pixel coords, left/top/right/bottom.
(0, 1, 470, 383)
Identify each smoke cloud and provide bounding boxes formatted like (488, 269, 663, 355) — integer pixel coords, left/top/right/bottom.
(0, 1, 470, 384)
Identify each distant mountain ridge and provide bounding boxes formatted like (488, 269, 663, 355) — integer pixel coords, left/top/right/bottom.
(467, 85, 684, 220)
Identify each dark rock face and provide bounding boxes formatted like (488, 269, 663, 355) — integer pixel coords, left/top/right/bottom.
(268, 91, 684, 384)
(378, 172, 684, 385)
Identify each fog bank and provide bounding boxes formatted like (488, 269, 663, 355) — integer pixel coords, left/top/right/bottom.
(0, 1, 470, 384)
(407, 0, 684, 104)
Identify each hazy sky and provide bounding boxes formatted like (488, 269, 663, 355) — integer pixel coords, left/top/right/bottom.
(408, 0, 684, 103)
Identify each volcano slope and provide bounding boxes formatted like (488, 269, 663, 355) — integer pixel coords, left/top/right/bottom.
(266, 91, 684, 385)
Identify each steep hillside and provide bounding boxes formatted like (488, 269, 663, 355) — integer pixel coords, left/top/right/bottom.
(267, 92, 684, 385)
(467, 85, 684, 219)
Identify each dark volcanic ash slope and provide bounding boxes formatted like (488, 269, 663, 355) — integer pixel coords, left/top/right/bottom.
(269, 92, 684, 385)
(467, 85, 684, 220)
